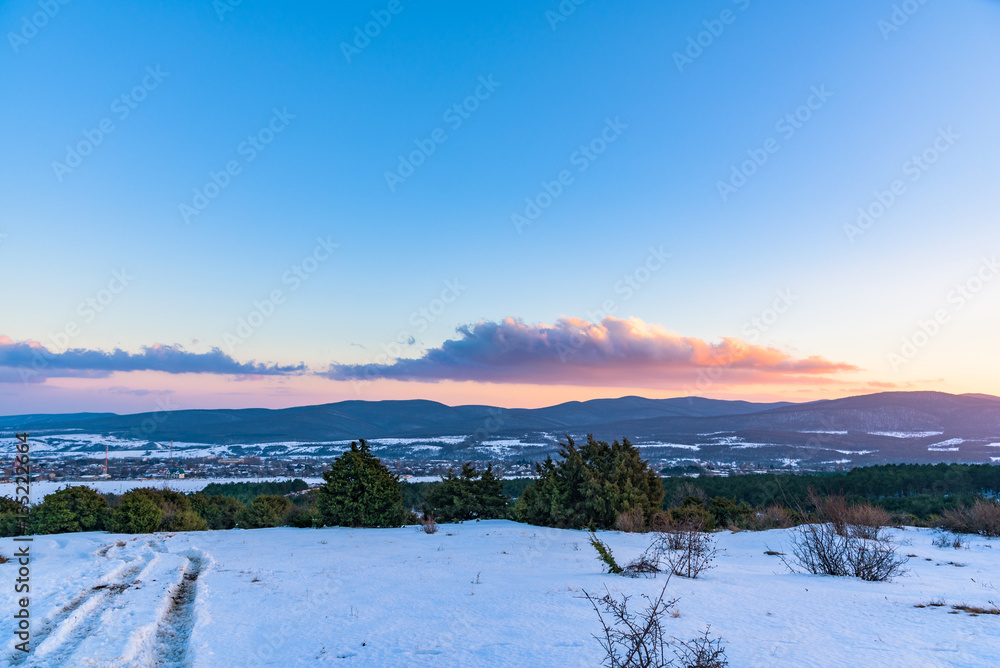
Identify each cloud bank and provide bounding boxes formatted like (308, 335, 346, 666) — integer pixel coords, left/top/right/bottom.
(0, 336, 304, 383)
(323, 317, 858, 387)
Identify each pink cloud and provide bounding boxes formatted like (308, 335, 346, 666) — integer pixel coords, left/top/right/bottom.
(324, 316, 859, 387)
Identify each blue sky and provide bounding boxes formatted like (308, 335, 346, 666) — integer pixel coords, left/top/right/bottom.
(2, 0, 999, 413)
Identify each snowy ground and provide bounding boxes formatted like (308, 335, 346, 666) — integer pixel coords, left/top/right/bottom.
(1, 523, 997, 667)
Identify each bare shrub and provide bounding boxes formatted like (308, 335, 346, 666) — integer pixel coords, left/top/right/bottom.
(932, 531, 965, 549)
(621, 553, 661, 579)
(583, 582, 729, 668)
(420, 511, 438, 534)
(616, 507, 648, 534)
(582, 581, 679, 667)
(940, 499, 1000, 538)
(781, 523, 908, 582)
(651, 525, 718, 580)
(810, 492, 849, 536)
(744, 504, 796, 531)
(668, 483, 707, 508)
(671, 626, 728, 668)
(844, 503, 893, 540)
(0, 553, 7, 564)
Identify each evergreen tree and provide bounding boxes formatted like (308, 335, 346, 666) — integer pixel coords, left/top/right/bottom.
(109, 494, 162, 534)
(425, 463, 509, 521)
(33, 486, 108, 534)
(317, 440, 406, 527)
(515, 435, 664, 529)
(238, 494, 292, 529)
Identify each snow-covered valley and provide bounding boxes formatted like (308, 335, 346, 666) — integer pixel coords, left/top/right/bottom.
(2, 522, 997, 667)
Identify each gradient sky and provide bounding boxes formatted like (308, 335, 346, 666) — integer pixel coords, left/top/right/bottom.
(2, 0, 999, 415)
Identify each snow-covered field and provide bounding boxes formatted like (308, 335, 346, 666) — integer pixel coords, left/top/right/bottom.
(1, 523, 997, 667)
(0, 478, 324, 504)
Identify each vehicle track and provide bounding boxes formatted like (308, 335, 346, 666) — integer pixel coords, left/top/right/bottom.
(10, 541, 157, 666)
(152, 552, 204, 667)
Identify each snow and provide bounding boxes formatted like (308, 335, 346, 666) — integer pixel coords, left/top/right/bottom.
(0, 478, 323, 504)
(928, 439, 966, 452)
(869, 431, 944, 438)
(637, 443, 701, 451)
(3, 523, 995, 667)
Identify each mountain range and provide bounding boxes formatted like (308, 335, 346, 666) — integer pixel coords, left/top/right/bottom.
(3, 391, 1000, 467)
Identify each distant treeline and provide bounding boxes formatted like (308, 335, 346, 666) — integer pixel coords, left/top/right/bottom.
(660, 463, 1000, 518)
(201, 479, 309, 504)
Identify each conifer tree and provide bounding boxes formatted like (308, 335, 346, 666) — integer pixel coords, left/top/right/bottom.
(317, 440, 406, 527)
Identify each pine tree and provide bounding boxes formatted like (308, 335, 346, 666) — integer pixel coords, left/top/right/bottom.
(515, 435, 664, 529)
(426, 463, 509, 521)
(317, 440, 406, 527)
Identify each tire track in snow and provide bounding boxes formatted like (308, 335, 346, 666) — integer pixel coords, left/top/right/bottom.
(152, 552, 204, 667)
(10, 539, 160, 667)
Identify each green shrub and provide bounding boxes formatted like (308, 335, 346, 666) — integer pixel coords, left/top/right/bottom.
(109, 494, 162, 534)
(191, 494, 245, 530)
(238, 495, 293, 529)
(515, 435, 664, 530)
(425, 463, 509, 522)
(33, 486, 108, 535)
(317, 440, 406, 528)
(588, 532, 622, 574)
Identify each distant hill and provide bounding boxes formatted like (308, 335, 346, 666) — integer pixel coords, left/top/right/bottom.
(3, 392, 999, 467)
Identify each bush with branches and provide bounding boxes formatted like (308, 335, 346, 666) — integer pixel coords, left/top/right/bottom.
(582, 582, 728, 667)
(780, 522, 908, 582)
(939, 499, 1000, 537)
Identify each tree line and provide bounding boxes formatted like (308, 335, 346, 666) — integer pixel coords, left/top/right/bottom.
(2, 437, 998, 536)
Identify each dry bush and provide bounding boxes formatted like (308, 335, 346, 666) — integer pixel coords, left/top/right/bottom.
(621, 553, 661, 579)
(781, 523, 908, 582)
(671, 626, 729, 668)
(668, 483, 707, 508)
(420, 511, 438, 534)
(932, 531, 965, 549)
(940, 499, 1000, 538)
(583, 582, 729, 668)
(0, 553, 7, 564)
(744, 504, 796, 531)
(651, 525, 718, 580)
(810, 492, 849, 536)
(844, 503, 893, 540)
(616, 507, 648, 534)
(582, 582, 678, 667)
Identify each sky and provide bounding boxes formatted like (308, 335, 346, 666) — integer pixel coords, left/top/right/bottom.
(1, 0, 999, 415)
